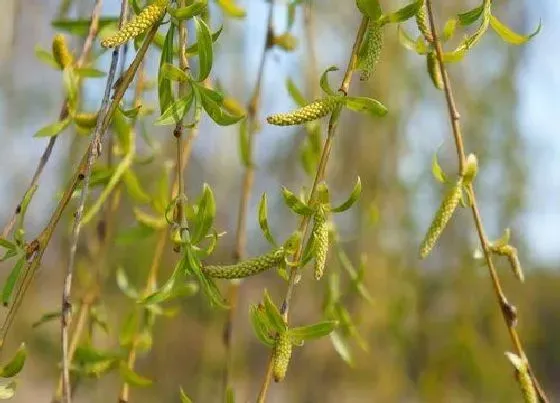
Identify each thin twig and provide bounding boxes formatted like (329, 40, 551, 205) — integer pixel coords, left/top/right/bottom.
(1, 0, 103, 239)
(61, 0, 128, 399)
(222, 1, 275, 399)
(424, 1, 548, 402)
(256, 16, 369, 403)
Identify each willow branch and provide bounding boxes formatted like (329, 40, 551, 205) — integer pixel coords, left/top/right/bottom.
(424, 1, 548, 402)
(1, 0, 103, 239)
(222, 1, 275, 399)
(256, 15, 369, 403)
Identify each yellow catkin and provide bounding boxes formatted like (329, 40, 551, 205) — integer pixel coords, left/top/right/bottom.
(505, 353, 537, 403)
(52, 34, 74, 69)
(427, 51, 444, 90)
(419, 177, 463, 258)
(360, 21, 383, 81)
(101, 0, 168, 48)
(492, 244, 524, 282)
(312, 206, 329, 280)
(73, 112, 99, 129)
(203, 248, 285, 279)
(267, 97, 341, 126)
(272, 331, 292, 382)
(415, 3, 433, 43)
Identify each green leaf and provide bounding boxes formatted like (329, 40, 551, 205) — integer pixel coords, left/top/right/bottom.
(397, 25, 428, 55)
(238, 118, 251, 166)
(431, 152, 447, 184)
(31, 311, 61, 328)
(330, 331, 353, 366)
(34, 117, 71, 137)
(34, 45, 59, 69)
(489, 15, 541, 45)
(160, 62, 190, 82)
(191, 184, 216, 244)
(119, 311, 139, 348)
(133, 208, 166, 230)
(0, 382, 16, 399)
(457, 5, 484, 26)
(249, 304, 275, 347)
(169, 0, 208, 20)
(0, 343, 27, 378)
(158, 24, 175, 114)
(116, 267, 139, 299)
(118, 104, 142, 119)
(216, 0, 246, 18)
(199, 87, 244, 126)
(281, 187, 314, 216)
(184, 245, 227, 308)
(355, 0, 382, 20)
(263, 290, 287, 333)
(63, 67, 78, 109)
(116, 225, 155, 244)
(491, 228, 511, 249)
(185, 26, 223, 56)
(155, 93, 194, 126)
(286, 78, 307, 107)
(52, 17, 118, 36)
(0, 239, 15, 252)
(225, 386, 235, 403)
(319, 66, 338, 96)
(289, 321, 337, 344)
(179, 387, 193, 403)
(343, 97, 387, 117)
(123, 169, 151, 203)
(258, 193, 277, 247)
(331, 177, 362, 213)
(119, 361, 152, 387)
(193, 17, 213, 82)
(379, 0, 422, 25)
(74, 67, 106, 78)
(2, 257, 25, 306)
(442, 18, 458, 42)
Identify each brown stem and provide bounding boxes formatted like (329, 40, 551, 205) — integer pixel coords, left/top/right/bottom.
(256, 16, 369, 403)
(1, 0, 103, 239)
(222, 2, 276, 398)
(424, 1, 548, 402)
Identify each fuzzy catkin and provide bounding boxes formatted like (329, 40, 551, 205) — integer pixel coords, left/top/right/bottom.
(52, 34, 73, 69)
(492, 244, 524, 282)
(415, 3, 433, 43)
(273, 331, 292, 382)
(101, 0, 168, 48)
(427, 52, 443, 90)
(203, 248, 285, 279)
(360, 21, 383, 81)
(419, 178, 463, 258)
(312, 207, 329, 280)
(267, 97, 341, 126)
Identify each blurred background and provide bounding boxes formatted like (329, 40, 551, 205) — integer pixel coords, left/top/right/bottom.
(0, 0, 559, 402)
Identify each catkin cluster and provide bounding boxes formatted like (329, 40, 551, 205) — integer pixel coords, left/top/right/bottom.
(52, 34, 73, 69)
(272, 331, 293, 382)
(267, 97, 341, 126)
(312, 206, 329, 280)
(415, 3, 433, 43)
(101, 0, 168, 48)
(360, 21, 383, 81)
(203, 248, 285, 279)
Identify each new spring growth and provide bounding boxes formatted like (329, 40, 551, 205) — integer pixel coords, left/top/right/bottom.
(52, 34, 73, 70)
(505, 352, 537, 403)
(415, 2, 432, 43)
(420, 154, 478, 258)
(267, 96, 342, 126)
(360, 21, 383, 81)
(312, 184, 330, 280)
(202, 232, 301, 279)
(490, 244, 524, 282)
(73, 112, 99, 129)
(100, 0, 169, 48)
(273, 330, 293, 382)
(273, 33, 298, 52)
(427, 52, 444, 90)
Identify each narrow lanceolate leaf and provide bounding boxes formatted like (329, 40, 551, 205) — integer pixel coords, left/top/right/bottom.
(505, 352, 537, 403)
(119, 362, 152, 387)
(419, 177, 463, 258)
(2, 257, 25, 306)
(0, 343, 27, 378)
(289, 321, 337, 345)
(415, 3, 432, 43)
(202, 248, 285, 279)
(281, 187, 314, 216)
(272, 331, 293, 382)
(250, 304, 275, 347)
(358, 21, 383, 81)
(52, 34, 73, 69)
(343, 96, 388, 117)
(312, 207, 329, 280)
(426, 52, 443, 90)
(380, 0, 423, 25)
(331, 177, 362, 213)
(267, 97, 342, 126)
(158, 24, 175, 114)
(179, 387, 193, 403)
(34, 117, 72, 137)
(263, 289, 287, 333)
(101, 0, 168, 48)
(169, 1, 207, 20)
(258, 193, 277, 247)
(193, 17, 213, 82)
(489, 15, 541, 45)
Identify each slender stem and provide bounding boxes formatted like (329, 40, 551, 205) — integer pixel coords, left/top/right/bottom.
(222, 1, 275, 398)
(1, 0, 103, 239)
(256, 16, 369, 403)
(424, 1, 548, 402)
(60, 1, 129, 399)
